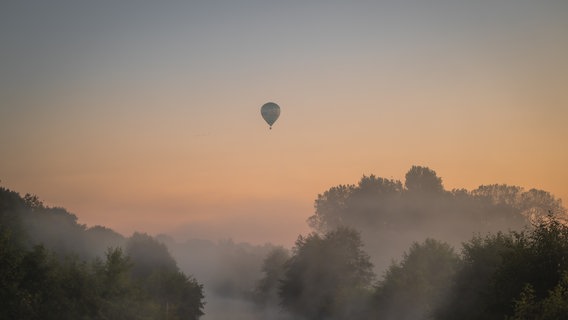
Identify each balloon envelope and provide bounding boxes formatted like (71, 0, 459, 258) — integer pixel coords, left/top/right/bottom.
(261, 102, 280, 128)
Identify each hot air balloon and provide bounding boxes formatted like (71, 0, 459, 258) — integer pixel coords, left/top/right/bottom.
(261, 102, 280, 129)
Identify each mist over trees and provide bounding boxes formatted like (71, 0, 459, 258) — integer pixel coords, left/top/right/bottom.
(253, 246, 289, 307)
(373, 238, 459, 320)
(161, 235, 284, 319)
(0, 187, 204, 320)
(0, 189, 124, 261)
(251, 219, 568, 320)
(279, 227, 374, 319)
(435, 215, 568, 320)
(308, 165, 565, 271)
(2, 165, 567, 320)
(248, 166, 567, 320)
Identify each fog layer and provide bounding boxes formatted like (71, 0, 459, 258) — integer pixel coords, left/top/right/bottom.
(1, 165, 566, 319)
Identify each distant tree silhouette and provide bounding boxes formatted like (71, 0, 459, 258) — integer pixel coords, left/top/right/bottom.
(306, 166, 566, 272)
(308, 184, 354, 233)
(126, 232, 178, 279)
(404, 166, 444, 194)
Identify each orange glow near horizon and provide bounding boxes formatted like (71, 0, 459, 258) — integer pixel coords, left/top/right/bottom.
(1, 1, 567, 246)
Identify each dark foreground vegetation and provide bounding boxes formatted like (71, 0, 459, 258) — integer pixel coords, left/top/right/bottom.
(1, 166, 567, 320)
(0, 188, 204, 320)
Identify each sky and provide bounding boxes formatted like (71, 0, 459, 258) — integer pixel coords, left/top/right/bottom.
(1, 0, 567, 246)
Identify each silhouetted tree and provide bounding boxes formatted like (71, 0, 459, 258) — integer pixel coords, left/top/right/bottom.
(254, 246, 290, 307)
(306, 166, 566, 273)
(85, 226, 125, 258)
(125, 232, 204, 319)
(347, 175, 403, 229)
(435, 232, 514, 320)
(509, 272, 568, 320)
(404, 166, 444, 194)
(308, 184, 354, 233)
(280, 227, 374, 320)
(373, 239, 459, 320)
(437, 214, 568, 320)
(126, 232, 178, 279)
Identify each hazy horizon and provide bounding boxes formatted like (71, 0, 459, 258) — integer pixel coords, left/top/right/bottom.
(2, 0, 567, 247)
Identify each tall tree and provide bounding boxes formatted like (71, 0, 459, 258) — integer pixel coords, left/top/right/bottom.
(373, 239, 459, 320)
(280, 227, 375, 320)
(254, 246, 290, 307)
(404, 166, 444, 195)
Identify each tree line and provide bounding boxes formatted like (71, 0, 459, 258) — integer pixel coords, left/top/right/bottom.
(252, 166, 568, 319)
(308, 166, 565, 271)
(254, 215, 568, 320)
(2, 165, 567, 319)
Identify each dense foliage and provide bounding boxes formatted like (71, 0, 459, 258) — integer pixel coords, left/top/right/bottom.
(279, 227, 374, 320)
(250, 166, 568, 320)
(436, 214, 568, 320)
(373, 238, 459, 320)
(3, 165, 568, 320)
(252, 215, 568, 320)
(0, 187, 204, 320)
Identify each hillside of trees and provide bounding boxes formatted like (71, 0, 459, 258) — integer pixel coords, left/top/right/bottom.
(2, 165, 567, 320)
(0, 187, 204, 320)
